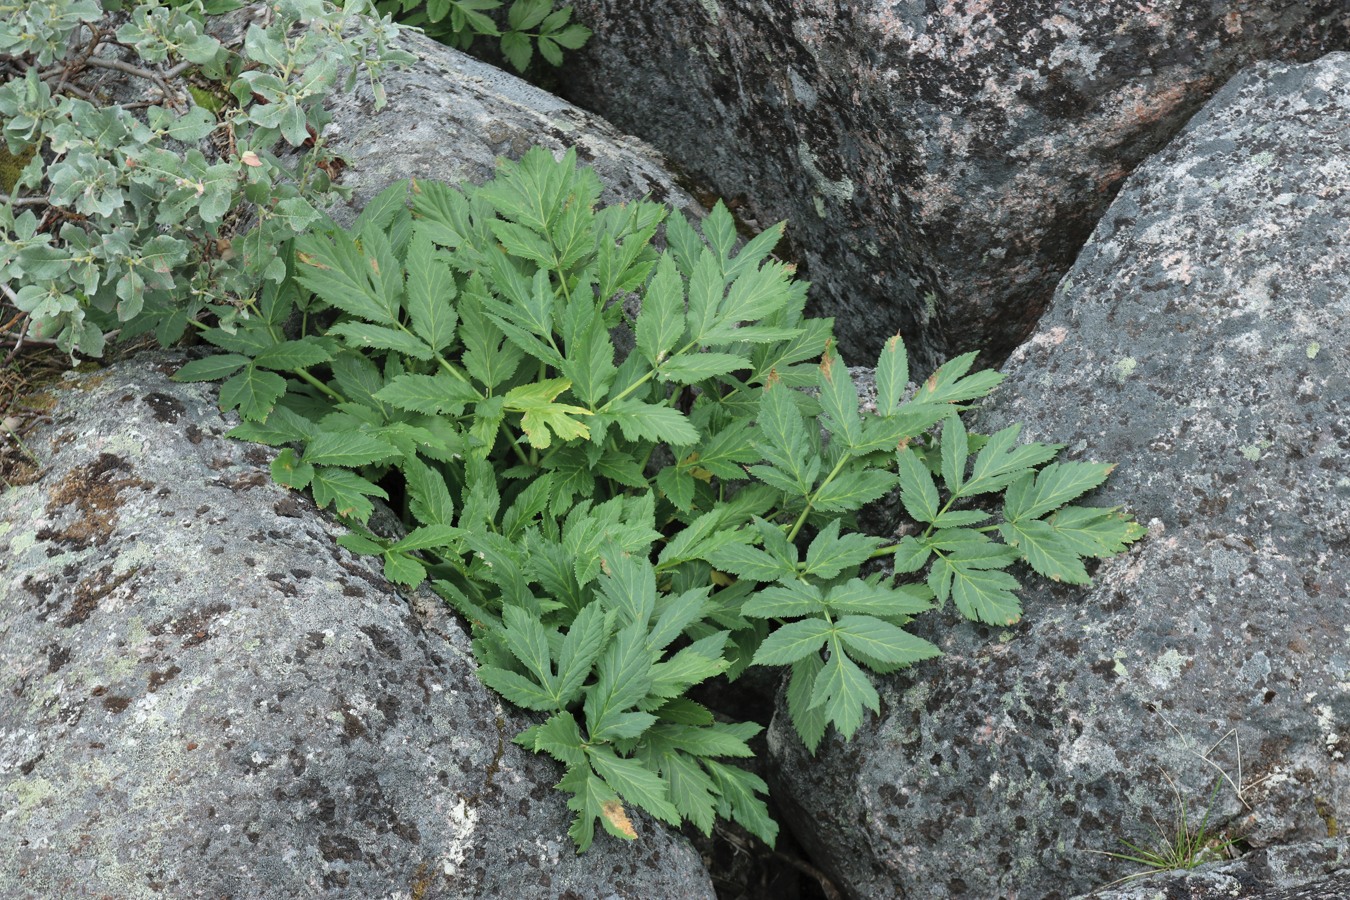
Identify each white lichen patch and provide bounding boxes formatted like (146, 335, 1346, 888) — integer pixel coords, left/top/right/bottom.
(1313, 704, 1343, 760)
(1145, 648, 1188, 690)
(441, 796, 478, 875)
(796, 140, 856, 204)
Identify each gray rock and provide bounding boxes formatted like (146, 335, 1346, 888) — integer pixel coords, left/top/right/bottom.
(317, 27, 705, 228)
(765, 54, 1350, 900)
(560, 0, 1349, 372)
(0, 357, 715, 899)
(1072, 838, 1350, 899)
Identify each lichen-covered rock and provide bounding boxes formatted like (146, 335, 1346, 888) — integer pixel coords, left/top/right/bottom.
(0, 357, 715, 899)
(316, 27, 704, 228)
(1071, 838, 1350, 899)
(765, 54, 1350, 900)
(560, 0, 1349, 372)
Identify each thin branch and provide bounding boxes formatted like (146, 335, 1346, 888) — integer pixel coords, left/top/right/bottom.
(79, 56, 180, 104)
(0, 194, 49, 209)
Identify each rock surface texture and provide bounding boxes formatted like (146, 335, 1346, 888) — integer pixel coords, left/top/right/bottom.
(318, 28, 704, 228)
(561, 0, 1350, 372)
(765, 54, 1350, 900)
(0, 359, 715, 899)
(1072, 838, 1350, 899)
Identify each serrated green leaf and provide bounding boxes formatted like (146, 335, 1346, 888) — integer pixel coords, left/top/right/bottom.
(802, 519, 883, 579)
(219, 364, 286, 421)
(704, 759, 778, 847)
(833, 615, 940, 667)
(824, 578, 932, 617)
(811, 469, 899, 513)
(587, 746, 680, 825)
(310, 467, 387, 521)
(657, 352, 748, 384)
(754, 381, 817, 493)
(559, 303, 616, 406)
(337, 532, 385, 555)
(786, 652, 828, 753)
(896, 447, 941, 523)
(227, 407, 319, 445)
(503, 378, 592, 448)
(301, 430, 400, 467)
(374, 372, 478, 415)
(271, 448, 313, 489)
(1003, 461, 1116, 522)
(930, 508, 991, 528)
(1046, 506, 1146, 557)
(891, 535, 932, 574)
(686, 249, 724, 344)
(585, 622, 654, 741)
(959, 424, 1062, 497)
(914, 351, 1003, 405)
(499, 603, 555, 688)
(752, 618, 831, 666)
(295, 226, 399, 325)
(602, 399, 698, 446)
(656, 465, 696, 511)
(559, 762, 622, 851)
(329, 350, 387, 411)
(636, 253, 685, 366)
(597, 550, 657, 627)
(403, 457, 455, 527)
(252, 338, 332, 372)
(389, 524, 461, 553)
(682, 421, 756, 480)
(998, 518, 1090, 584)
(875, 333, 910, 414)
(489, 217, 556, 267)
(383, 551, 427, 587)
(941, 560, 1022, 625)
(477, 664, 556, 710)
(706, 541, 795, 583)
(517, 711, 587, 768)
(173, 353, 248, 382)
(405, 231, 459, 352)
(818, 347, 863, 449)
(328, 321, 434, 360)
(555, 600, 610, 706)
(809, 638, 878, 741)
(654, 748, 718, 835)
(702, 200, 737, 262)
(741, 581, 824, 619)
(941, 412, 969, 494)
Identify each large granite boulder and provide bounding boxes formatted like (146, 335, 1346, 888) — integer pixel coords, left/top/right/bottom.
(317, 27, 704, 228)
(560, 0, 1349, 371)
(0, 358, 715, 898)
(764, 53, 1350, 900)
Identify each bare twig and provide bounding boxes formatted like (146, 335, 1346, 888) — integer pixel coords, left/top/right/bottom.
(714, 824, 845, 900)
(79, 56, 181, 104)
(0, 193, 49, 209)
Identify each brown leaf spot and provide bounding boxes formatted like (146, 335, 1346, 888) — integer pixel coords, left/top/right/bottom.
(601, 800, 636, 839)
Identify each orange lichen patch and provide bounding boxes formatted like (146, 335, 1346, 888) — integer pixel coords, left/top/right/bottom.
(38, 452, 151, 549)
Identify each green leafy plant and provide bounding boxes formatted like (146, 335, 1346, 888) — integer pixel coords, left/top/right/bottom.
(374, 0, 590, 71)
(1100, 777, 1241, 883)
(174, 147, 1143, 850)
(0, 0, 413, 358)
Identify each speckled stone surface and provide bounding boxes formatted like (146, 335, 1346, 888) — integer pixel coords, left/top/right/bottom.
(561, 0, 1349, 373)
(315, 28, 705, 229)
(1071, 838, 1350, 899)
(765, 54, 1350, 900)
(0, 358, 714, 899)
